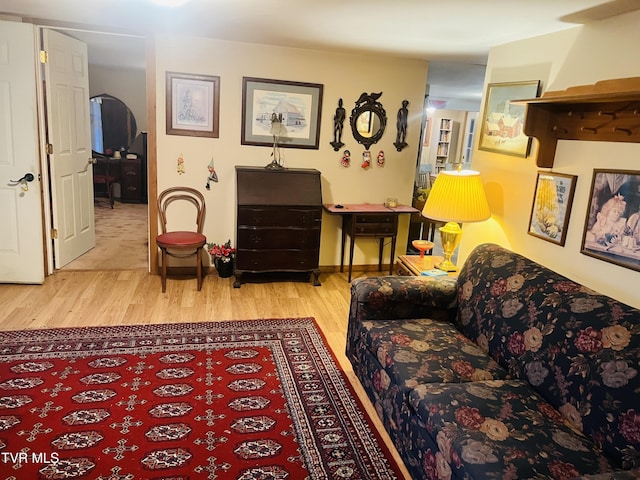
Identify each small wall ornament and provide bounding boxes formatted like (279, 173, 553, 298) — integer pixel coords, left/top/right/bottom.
(205, 157, 218, 190)
(361, 151, 371, 169)
(393, 100, 409, 151)
(377, 150, 385, 167)
(330, 98, 346, 151)
(341, 149, 351, 167)
(177, 153, 185, 174)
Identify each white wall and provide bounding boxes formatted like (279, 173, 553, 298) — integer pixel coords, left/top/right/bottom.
(154, 35, 428, 268)
(460, 11, 640, 309)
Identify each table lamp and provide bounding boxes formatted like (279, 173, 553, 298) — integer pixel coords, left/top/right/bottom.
(421, 169, 491, 272)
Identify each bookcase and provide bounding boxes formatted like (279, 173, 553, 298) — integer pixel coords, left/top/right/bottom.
(435, 118, 458, 172)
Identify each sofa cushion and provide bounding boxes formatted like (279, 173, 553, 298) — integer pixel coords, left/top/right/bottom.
(455, 243, 640, 469)
(356, 318, 509, 388)
(349, 276, 458, 322)
(408, 379, 615, 479)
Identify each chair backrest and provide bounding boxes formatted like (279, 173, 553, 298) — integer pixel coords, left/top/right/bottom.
(417, 172, 430, 189)
(157, 186, 206, 234)
(92, 151, 117, 179)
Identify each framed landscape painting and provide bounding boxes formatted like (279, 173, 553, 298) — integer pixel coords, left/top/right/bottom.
(241, 77, 323, 149)
(581, 169, 640, 272)
(478, 80, 540, 157)
(528, 171, 577, 246)
(166, 72, 220, 138)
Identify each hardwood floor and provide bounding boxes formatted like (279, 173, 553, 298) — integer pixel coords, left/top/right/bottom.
(0, 269, 411, 479)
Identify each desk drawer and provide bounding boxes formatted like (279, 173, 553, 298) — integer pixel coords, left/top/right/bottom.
(237, 227, 320, 249)
(238, 206, 321, 228)
(236, 249, 319, 271)
(354, 223, 397, 235)
(348, 214, 398, 236)
(354, 214, 396, 225)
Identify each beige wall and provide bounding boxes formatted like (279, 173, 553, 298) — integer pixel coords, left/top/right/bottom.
(460, 10, 640, 309)
(155, 35, 428, 268)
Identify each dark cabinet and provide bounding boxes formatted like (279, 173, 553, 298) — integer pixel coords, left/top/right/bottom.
(234, 166, 322, 287)
(120, 157, 145, 203)
(121, 132, 147, 204)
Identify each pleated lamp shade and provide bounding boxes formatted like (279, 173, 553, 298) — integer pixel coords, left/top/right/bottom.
(422, 170, 491, 223)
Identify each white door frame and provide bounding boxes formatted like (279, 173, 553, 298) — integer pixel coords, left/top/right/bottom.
(35, 28, 55, 275)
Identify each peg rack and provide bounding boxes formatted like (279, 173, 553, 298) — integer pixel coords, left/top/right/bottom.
(513, 77, 640, 168)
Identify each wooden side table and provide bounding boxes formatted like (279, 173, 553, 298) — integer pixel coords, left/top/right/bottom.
(324, 203, 418, 282)
(397, 255, 457, 277)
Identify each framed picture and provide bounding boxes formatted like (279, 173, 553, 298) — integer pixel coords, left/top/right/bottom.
(423, 117, 432, 146)
(478, 80, 540, 157)
(241, 77, 323, 149)
(581, 169, 640, 272)
(166, 72, 220, 137)
(528, 171, 577, 246)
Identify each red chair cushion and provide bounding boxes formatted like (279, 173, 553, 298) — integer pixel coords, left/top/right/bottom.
(156, 231, 206, 248)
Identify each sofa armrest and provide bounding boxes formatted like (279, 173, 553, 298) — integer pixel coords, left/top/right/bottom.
(348, 275, 458, 323)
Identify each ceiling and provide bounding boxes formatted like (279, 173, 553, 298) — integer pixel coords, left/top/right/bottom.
(2, 0, 637, 109)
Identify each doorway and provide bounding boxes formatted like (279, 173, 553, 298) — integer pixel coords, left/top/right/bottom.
(50, 29, 149, 271)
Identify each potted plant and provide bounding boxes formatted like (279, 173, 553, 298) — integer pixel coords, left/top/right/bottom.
(207, 239, 235, 278)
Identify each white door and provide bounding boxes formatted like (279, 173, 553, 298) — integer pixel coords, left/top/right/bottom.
(42, 29, 95, 268)
(0, 21, 45, 284)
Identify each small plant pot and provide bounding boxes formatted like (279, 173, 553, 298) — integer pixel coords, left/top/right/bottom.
(214, 258, 234, 278)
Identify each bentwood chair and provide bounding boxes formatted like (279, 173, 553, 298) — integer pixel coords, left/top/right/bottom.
(156, 186, 206, 293)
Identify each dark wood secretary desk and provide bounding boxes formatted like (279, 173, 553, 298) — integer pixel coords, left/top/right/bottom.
(324, 203, 418, 282)
(234, 166, 322, 288)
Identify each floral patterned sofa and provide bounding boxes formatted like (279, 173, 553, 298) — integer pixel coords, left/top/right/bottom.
(346, 243, 640, 479)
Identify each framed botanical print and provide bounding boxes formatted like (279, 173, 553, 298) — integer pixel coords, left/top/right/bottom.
(241, 77, 323, 149)
(166, 72, 220, 138)
(581, 169, 640, 272)
(478, 80, 540, 157)
(528, 171, 577, 246)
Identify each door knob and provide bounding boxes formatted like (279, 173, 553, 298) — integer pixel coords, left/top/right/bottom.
(9, 173, 35, 191)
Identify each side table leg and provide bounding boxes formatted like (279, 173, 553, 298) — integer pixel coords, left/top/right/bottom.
(348, 235, 356, 282)
(340, 218, 346, 273)
(389, 235, 397, 275)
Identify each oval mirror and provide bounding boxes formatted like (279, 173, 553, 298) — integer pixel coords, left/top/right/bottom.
(90, 94, 137, 155)
(350, 92, 386, 150)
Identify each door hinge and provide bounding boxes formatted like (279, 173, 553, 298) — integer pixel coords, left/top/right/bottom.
(46, 144, 53, 155)
(40, 50, 48, 63)
(51, 229, 58, 239)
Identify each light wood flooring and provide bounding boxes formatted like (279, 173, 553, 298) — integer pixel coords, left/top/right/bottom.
(0, 268, 412, 478)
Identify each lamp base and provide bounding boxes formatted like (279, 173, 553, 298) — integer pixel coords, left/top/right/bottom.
(436, 221, 463, 272)
(436, 258, 458, 272)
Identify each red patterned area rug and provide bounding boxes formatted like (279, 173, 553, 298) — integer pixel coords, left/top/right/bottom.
(0, 318, 402, 479)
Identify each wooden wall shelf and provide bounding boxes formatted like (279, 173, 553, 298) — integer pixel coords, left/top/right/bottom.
(514, 77, 640, 168)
